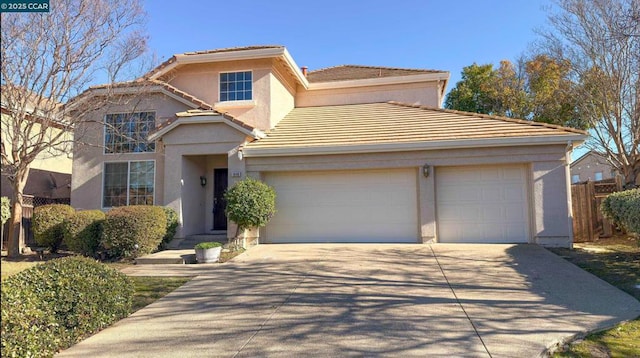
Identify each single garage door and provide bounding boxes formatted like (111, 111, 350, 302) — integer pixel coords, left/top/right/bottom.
(436, 164, 529, 243)
(264, 169, 418, 243)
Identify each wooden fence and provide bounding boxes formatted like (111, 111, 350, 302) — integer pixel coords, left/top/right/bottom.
(571, 177, 623, 242)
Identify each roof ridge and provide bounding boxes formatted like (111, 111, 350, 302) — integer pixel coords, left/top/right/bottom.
(144, 45, 285, 79)
(308, 64, 447, 74)
(386, 101, 588, 135)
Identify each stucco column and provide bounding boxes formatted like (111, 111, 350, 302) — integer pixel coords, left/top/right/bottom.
(163, 145, 184, 237)
(531, 160, 572, 247)
(418, 166, 436, 243)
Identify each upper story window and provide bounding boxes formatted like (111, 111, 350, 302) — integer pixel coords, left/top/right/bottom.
(220, 71, 252, 102)
(572, 174, 580, 183)
(594, 172, 603, 181)
(104, 112, 156, 154)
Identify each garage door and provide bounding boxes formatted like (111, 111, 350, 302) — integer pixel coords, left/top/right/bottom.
(436, 165, 529, 243)
(264, 169, 418, 243)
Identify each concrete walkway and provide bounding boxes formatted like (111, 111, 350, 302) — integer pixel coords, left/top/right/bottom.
(57, 244, 640, 357)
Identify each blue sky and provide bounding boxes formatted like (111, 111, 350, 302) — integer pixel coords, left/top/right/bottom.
(143, 0, 552, 91)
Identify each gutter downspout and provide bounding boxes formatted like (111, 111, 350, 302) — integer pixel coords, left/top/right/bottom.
(565, 140, 575, 248)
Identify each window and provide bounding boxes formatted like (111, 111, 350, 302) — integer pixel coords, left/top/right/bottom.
(104, 112, 155, 153)
(572, 174, 580, 183)
(594, 172, 603, 181)
(220, 71, 252, 102)
(103, 161, 155, 207)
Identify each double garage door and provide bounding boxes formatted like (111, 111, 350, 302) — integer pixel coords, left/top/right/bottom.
(263, 165, 529, 244)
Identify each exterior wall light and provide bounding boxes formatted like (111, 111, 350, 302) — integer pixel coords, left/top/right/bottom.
(200, 176, 207, 187)
(422, 164, 430, 178)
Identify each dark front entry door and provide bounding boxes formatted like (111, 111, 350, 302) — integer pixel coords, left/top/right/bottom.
(213, 168, 228, 230)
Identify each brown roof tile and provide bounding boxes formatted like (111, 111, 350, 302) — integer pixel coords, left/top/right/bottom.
(244, 102, 586, 152)
(306, 65, 448, 83)
(78, 80, 215, 110)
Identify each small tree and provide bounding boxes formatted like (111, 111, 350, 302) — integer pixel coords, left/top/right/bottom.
(224, 177, 276, 244)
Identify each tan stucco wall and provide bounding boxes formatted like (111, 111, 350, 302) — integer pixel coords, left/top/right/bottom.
(160, 122, 250, 237)
(71, 93, 192, 210)
(269, 71, 295, 128)
(246, 144, 573, 247)
(166, 59, 295, 131)
(295, 81, 441, 108)
(1, 113, 73, 174)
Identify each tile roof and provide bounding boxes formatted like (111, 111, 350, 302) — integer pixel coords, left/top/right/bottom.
(244, 102, 586, 153)
(306, 65, 448, 83)
(74, 80, 215, 110)
(149, 109, 259, 140)
(145, 45, 284, 79)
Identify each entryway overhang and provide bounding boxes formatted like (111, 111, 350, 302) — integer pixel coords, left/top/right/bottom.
(148, 109, 265, 142)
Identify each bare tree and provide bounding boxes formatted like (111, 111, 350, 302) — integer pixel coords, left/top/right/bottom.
(1, 0, 148, 257)
(540, 0, 640, 187)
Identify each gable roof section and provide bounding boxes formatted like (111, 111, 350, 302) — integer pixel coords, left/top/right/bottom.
(307, 65, 447, 83)
(148, 109, 264, 142)
(570, 150, 608, 167)
(145, 45, 309, 88)
(242, 102, 587, 157)
(68, 80, 215, 111)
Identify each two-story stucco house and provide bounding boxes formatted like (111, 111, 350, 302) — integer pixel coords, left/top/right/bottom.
(71, 45, 587, 247)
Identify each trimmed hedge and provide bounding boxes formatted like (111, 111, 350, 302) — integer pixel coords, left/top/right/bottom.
(1, 196, 10, 225)
(102, 205, 167, 259)
(32, 204, 75, 252)
(601, 188, 640, 234)
(162, 206, 179, 245)
(1, 257, 133, 357)
(62, 210, 106, 257)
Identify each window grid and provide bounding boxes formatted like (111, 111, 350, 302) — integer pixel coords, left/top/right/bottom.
(103, 161, 155, 207)
(220, 71, 252, 102)
(104, 112, 156, 154)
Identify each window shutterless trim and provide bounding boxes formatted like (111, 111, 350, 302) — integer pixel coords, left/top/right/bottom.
(101, 159, 156, 209)
(103, 111, 157, 155)
(218, 70, 253, 103)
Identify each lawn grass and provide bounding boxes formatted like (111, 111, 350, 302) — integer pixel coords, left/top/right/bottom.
(129, 276, 192, 312)
(549, 235, 640, 357)
(1, 253, 191, 314)
(0, 260, 41, 280)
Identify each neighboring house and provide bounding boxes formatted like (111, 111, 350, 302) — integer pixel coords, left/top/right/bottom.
(1, 92, 72, 201)
(570, 150, 619, 184)
(71, 45, 587, 247)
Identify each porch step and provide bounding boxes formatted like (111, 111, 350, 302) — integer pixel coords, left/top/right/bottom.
(168, 234, 228, 250)
(135, 250, 196, 265)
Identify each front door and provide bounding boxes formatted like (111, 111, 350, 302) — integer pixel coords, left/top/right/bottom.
(213, 169, 228, 230)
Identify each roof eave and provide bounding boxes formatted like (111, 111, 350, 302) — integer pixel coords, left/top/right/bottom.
(242, 134, 587, 158)
(148, 47, 309, 88)
(148, 114, 264, 142)
(307, 72, 451, 91)
(66, 84, 204, 112)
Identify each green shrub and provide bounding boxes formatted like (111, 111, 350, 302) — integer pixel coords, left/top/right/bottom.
(102, 205, 167, 259)
(194, 241, 222, 250)
(1, 196, 10, 225)
(1, 257, 133, 357)
(601, 188, 640, 234)
(162, 206, 179, 244)
(224, 177, 276, 237)
(32, 204, 75, 252)
(62, 210, 106, 256)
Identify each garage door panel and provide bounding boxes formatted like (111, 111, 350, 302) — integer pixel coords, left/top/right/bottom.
(436, 165, 529, 243)
(265, 169, 418, 243)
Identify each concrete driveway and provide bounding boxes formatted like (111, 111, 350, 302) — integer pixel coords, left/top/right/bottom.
(57, 244, 640, 358)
